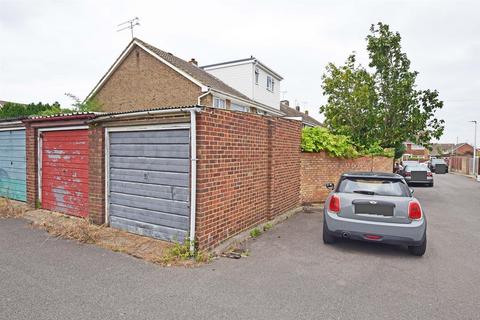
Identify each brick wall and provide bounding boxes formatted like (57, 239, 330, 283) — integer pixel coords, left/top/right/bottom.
(88, 125, 105, 224)
(93, 45, 202, 112)
(450, 156, 479, 175)
(300, 152, 393, 204)
(270, 119, 301, 218)
(25, 125, 37, 207)
(195, 108, 301, 249)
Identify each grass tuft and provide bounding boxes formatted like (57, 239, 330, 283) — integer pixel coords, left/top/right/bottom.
(250, 228, 262, 238)
(0, 198, 26, 219)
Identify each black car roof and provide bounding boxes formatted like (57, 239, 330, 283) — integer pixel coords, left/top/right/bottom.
(341, 171, 403, 179)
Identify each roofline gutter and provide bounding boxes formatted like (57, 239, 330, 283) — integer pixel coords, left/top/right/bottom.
(197, 90, 211, 105)
(0, 120, 23, 126)
(202, 57, 284, 80)
(90, 107, 202, 123)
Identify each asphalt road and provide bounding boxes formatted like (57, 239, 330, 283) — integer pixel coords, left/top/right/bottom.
(1, 173, 479, 320)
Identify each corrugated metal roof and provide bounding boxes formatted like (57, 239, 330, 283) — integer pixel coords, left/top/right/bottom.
(0, 116, 28, 123)
(23, 112, 100, 122)
(97, 105, 201, 117)
(89, 105, 202, 122)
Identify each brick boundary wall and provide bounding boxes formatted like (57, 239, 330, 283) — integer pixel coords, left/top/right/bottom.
(88, 125, 105, 224)
(450, 156, 479, 176)
(300, 152, 393, 204)
(25, 125, 38, 207)
(195, 108, 301, 249)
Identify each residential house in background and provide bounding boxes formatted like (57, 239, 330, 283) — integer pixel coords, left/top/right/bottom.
(430, 143, 475, 157)
(85, 38, 283, 116)
(402, 141, 429, 161)
(201, 56, 283, 110)
(279, 100, 322, 127)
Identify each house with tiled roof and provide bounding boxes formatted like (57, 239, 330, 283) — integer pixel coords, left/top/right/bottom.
(86, 38, 283, 116)
(279, 100, 322, 127)
(431, 142, 475, 157)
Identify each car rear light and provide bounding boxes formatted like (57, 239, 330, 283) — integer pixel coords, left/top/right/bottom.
(405, 172, 411, 177)
(408, 200, 423, 220)
(329, 195, 341, 213)
(364, 234, 382, 240)
(427, 172, 432, 177)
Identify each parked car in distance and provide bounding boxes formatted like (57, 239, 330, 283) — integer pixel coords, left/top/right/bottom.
(429, 158, 448, 174)
(402, 160, 420, 167)
(400, 164, 434, 187)
(323, 172, 427, 256)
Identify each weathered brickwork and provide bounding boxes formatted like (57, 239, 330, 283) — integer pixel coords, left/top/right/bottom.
(88, 125, 105, 224)
(93, 45, 202, 112)
(25, 124, 37, 208)
(195, 108, 301, 249)
(300, 152, 393, 204)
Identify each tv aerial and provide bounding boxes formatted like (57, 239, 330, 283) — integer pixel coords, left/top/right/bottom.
(117, 17, 140, 39)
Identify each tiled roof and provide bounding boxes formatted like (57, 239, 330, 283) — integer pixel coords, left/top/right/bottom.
(430, 142, 471, 155)
(280, 103, 322, 127)
(134, 39, 252, 101)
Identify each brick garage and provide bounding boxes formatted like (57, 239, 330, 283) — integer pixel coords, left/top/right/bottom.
(195, 108, 301, 249)
(87, 107, 301, 249)
(300, 152, 393, 204)
(21, 108, 301, 249)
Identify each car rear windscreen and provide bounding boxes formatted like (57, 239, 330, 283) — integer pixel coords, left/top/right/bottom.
(338, 178, 410, 197)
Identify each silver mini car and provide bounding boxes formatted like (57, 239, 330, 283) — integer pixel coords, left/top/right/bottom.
(323, 172, 427, 256)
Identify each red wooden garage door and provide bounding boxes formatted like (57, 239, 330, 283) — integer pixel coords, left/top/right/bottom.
(41, 129, 89, 217)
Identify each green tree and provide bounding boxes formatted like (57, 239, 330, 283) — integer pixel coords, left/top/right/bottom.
(65, 93, 101, 112)
(0, 101, 70, 119)
(320, 22, 444, 154)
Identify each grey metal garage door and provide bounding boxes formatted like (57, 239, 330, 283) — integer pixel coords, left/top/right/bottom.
(108, 129, 190, 242)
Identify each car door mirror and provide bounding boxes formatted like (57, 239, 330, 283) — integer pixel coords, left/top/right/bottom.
(410, 188, 414, 194)
(325, 182, 335, 190)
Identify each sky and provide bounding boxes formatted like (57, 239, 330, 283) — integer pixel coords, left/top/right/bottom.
(1, 0, 479, 143)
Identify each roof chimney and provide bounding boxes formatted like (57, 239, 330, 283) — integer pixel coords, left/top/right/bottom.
(305, 110, 309, 115)
(295, 105, 300, 111)
(189, 58, 198, 66)
(281, 100, 289, 107)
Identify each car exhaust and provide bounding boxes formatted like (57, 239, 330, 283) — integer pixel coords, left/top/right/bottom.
(342, 232, 351, 239)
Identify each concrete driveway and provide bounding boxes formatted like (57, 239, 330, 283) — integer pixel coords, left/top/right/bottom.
(1, 173, 479, 320)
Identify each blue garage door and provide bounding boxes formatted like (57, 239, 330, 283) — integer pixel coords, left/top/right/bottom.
(108, 129, 190, 242)
(0, 129, 26, 201)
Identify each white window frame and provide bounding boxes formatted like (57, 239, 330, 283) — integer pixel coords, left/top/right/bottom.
(213, 97, 226, 109)
(267, 75, 274, 92)
(231, 103, 249, 113)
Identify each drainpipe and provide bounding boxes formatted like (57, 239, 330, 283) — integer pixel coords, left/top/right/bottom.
(189, 109, 197, 252)
(197, 90, 210, 105)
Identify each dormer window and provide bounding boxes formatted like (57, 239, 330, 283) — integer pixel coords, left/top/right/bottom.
(267, 75, 274, 92)
(255, 68, 259, 85)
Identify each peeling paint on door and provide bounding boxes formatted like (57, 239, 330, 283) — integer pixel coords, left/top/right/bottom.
(41, 130, 89, 217)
